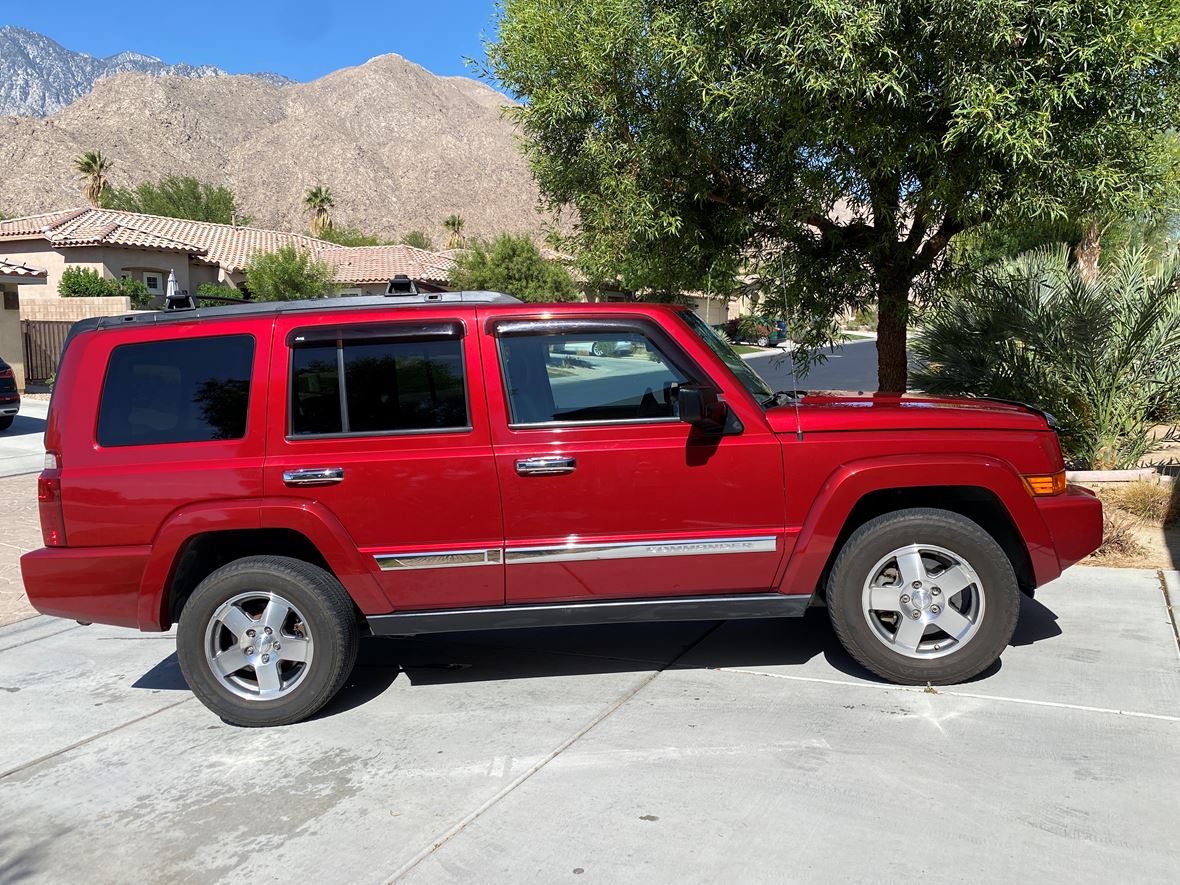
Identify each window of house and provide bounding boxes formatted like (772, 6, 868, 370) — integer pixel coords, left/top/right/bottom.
(97, 335, 254, 447)
(143, 272, 164, 294)
(288, 322, 468, 437)
(497, 326, 692, 425)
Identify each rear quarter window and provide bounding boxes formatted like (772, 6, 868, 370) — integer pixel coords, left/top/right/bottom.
(97, 335, 254, 447)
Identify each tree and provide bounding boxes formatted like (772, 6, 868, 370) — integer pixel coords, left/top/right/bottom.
(316, 225, 391, 247)
(443, 214, 466, 249)
(59, 266, 153, 309)
(488, 0, 1180, 390)
(448, 234, 578, 302)
(401, 230, 435, 250)
(244, 245, 338, 302)
(74, 151, 112, 207)
(102, 175, 251, 225)
(911, 246, 1180, 469)
(303, 186, 335, 237)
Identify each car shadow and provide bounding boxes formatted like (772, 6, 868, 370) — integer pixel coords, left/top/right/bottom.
(3, 413, 46, 436)
(131, 593, 1064, 719)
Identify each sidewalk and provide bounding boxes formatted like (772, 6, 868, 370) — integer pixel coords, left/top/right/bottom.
(0, 473, 39, 626)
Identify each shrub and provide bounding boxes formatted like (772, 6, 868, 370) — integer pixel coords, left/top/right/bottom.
(401, 230, 435, 250)
(317, 226, 391, 247)
(244, 246, 338, 302)
(1115, 480, 1179, 526)
(103, 175, 251, 226)
(911, 246, 1180, 469)
(59, 267, 153, 309)
(1091, 510, 1146, 561)
(448, 234, 577, 302)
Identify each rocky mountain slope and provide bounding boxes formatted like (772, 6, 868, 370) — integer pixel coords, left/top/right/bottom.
(0, 53, 550, 240)
(0, 26, 288, 117)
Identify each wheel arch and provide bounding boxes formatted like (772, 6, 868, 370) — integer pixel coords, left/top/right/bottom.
(779, 455, 1057, 601)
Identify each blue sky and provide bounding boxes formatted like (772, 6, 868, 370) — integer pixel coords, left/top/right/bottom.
(4, 1, 498, 82)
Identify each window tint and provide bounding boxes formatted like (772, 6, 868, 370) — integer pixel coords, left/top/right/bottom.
(289, 328, 468, 436)
(97, 335, 254, 447)
(499, 330, 691, 425)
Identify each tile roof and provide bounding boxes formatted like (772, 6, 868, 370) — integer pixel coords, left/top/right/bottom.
(0, 207, 455, 284)
(0, 258, 47, 277)
(318, 244, 455, 285)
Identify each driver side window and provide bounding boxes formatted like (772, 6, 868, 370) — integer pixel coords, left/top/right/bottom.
(498, 329, 691, 425)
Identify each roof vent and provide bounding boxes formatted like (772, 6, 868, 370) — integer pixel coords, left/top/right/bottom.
(386, 274, 418, 296)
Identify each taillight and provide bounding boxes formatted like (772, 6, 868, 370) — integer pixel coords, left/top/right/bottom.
(38, 451, 67, 547)
(1022, 470, 1068, 497)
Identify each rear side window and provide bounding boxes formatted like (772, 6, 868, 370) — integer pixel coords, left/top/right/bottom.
(97, 335, 254, 447)
(289, 322, 468, 437)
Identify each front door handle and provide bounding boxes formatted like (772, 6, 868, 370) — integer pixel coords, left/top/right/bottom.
(515, 456, 577, 476)
(283, 467, 345, 486)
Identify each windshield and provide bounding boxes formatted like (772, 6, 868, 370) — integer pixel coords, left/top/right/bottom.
(680, 311, 774, 405)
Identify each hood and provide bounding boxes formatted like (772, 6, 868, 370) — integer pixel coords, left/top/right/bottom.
(764, 393, 1053, 434)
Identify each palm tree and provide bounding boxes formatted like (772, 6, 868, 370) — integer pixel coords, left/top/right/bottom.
(443, 214, 466, 249)
(303, 186, 335, 237)
(75, 151, 112, 207)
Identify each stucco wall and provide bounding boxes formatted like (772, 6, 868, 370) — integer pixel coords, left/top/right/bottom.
(0, 286, 23, 389)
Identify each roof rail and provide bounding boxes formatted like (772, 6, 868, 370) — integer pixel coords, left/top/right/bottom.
(72, 290, 522, 335)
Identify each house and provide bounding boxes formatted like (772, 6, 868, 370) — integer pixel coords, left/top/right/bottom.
(0, 207, 455, 319)
(0, 208, 458, 387)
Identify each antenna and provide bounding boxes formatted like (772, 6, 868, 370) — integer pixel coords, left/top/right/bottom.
(779, 248, 804, 441)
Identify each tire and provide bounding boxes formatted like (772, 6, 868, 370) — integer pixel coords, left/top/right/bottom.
(0, 416, 13, 431)
(756, 335, 770, 347)
(176, 555, 359, 727)
(825, 508, 1019, 685)
(591, 342, 605, 356)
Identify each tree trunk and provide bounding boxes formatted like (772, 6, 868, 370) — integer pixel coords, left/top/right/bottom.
(876, 275, 910, 393)
(1076, 220, 1101, 283)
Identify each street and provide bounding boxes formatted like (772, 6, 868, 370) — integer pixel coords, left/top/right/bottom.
(742, 337, 880, 393)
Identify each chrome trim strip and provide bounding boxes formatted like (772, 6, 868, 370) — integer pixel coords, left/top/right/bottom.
(374, 548, 502, 571)
(505, 535, 777, 565)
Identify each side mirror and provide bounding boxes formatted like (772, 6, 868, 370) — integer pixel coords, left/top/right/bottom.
(677, 384, 729, 433)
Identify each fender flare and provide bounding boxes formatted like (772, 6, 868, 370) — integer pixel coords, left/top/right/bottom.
(137, 497, 389, 630)
(778, 453, 1058, 597)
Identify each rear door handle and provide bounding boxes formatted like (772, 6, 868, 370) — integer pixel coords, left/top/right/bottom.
(283, 467, 345, 486)
(515, 456, 577, 476)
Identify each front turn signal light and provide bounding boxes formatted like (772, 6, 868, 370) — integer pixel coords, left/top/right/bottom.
(1022, 470, 1067, 497)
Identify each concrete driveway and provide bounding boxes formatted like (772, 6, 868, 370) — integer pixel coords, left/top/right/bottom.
(2, 566, 1178, 883)
(0, 397, 47, 478)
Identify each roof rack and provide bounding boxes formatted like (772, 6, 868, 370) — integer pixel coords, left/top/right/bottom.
(72, 289, 522, 336)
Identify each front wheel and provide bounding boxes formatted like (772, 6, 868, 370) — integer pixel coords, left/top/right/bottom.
(826, 508, 1020, 685)
(176, 555, 359, 726)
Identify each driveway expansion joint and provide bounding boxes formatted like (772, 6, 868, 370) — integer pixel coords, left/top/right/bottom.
(382, 620, 726, 883)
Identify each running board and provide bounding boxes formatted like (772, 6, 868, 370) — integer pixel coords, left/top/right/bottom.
(366, 593, 810, 636)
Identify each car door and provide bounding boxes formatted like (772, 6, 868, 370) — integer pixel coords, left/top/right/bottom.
(263, 308, 504, 611)
(479, 309, 787, 604)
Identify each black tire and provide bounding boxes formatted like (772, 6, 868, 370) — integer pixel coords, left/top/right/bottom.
(0, 416, 13, 431)
(176, 555, 359, 727)
(826, 508, 1020, 685)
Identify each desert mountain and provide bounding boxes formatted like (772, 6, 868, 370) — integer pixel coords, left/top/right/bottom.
(0, 53, 550, 241)
(0, 26, 289, 117)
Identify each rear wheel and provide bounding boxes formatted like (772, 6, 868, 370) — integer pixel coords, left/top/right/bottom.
(176, 555, 358, 726)
(826, 508, 1019, 685)
(0, 416, 13, 431)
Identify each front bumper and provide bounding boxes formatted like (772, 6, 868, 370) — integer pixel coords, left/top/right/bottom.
(1035, 485, 1104, 574)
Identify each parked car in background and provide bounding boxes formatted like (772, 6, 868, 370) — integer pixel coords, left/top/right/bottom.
(22, 292, 1102, 726)
(724, 316, 786, 347)
(556, 338, 638, 357)
(0, 356, 19, 431)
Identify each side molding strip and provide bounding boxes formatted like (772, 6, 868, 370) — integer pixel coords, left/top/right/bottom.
(374, 548, 502, 571)
(505, 535, 777, 565)
(366, 592, 810, 636)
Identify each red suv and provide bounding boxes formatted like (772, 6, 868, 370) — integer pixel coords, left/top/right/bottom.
(22, 290, 1102, 726)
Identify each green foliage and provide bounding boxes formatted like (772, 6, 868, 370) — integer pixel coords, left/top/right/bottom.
(74, 150, 112, 206)
(448, 234, 577, 302)
(488, 0, 1180, 389)
(911, 247, 1180, 469)
(304, 186, 334, 237)
(244, 245, 338, 302)
(59, 266, 154, 309)
(102, 175, 251, 225)
(195, 283, 244, 306)
(316, 226, 392, 247)
(400, 230, 435, 250)
(443, 214, 466, 248)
